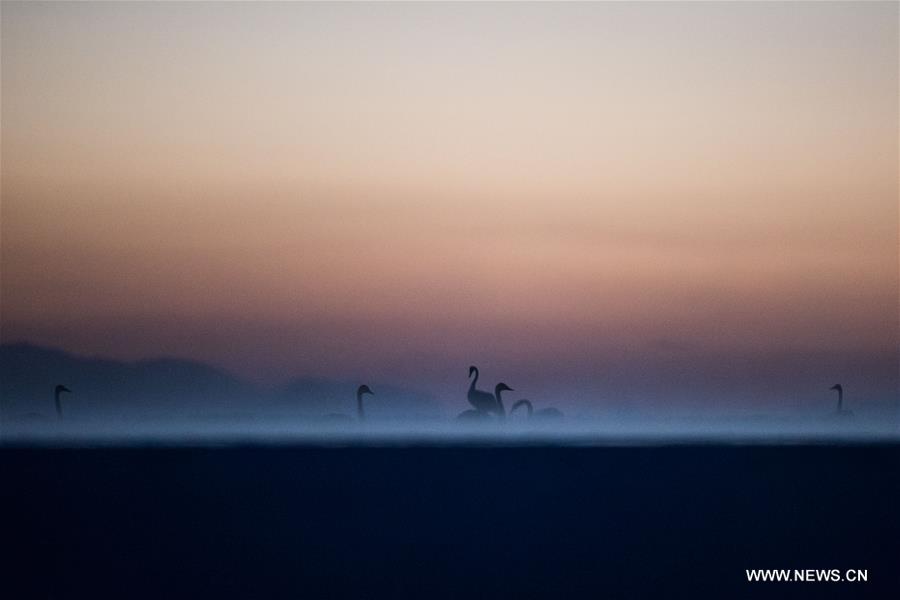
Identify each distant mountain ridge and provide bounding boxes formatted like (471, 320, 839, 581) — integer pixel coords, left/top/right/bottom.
(0, 343, 440, 419)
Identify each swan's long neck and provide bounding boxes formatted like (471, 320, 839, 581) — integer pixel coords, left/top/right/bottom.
(494, 386, 508, 417)
(836, 389, 843, 412)
(469, 368, 479, 393)
(54, 390, 63, 418)
(357, 391, 365, 420)
(511, 399, 533, 418)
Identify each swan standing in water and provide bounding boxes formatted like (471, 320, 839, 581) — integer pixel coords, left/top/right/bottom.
(54, 384, 71, 418)
(457, 376, 514, 420)
(510, 399, 563, 420)
(356, 384, 374, 420)
(324, 384, 374, 421)
(830, 384, 852, 416)
(491, 383, 514, 417)
(466, 366, 497, 414)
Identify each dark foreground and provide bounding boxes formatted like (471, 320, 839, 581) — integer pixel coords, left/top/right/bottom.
(2, 444, 898, 599)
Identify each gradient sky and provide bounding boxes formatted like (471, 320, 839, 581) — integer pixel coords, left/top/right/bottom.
(2, 2, 897, 410)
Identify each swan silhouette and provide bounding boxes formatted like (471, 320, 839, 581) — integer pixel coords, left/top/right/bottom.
(324, 384, 374, 421)
(54, 384, 71, 418)
(457, 377, 514, 420)
(491, 383, 514, 417)
(356, 384, 374, 420)
(830, 384, 852, 416)
(510, 399, 563, 419)
(466, 366, 497, 413)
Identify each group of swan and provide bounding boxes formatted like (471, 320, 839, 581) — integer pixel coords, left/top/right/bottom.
(458, 365, 562, 421)
(47, 378, 849, 421)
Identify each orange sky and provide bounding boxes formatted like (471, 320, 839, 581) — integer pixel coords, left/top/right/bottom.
(1, 2, 897, 405)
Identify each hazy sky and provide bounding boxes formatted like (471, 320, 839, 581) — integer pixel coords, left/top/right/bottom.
(2, 2, 897, 408)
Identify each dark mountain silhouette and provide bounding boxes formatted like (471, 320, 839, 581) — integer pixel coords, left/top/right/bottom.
(0, 343, 256, 418)
(0, 343, 440, 420)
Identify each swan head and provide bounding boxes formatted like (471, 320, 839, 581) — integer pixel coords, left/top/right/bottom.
(55, 384, 71, 395)
(357, 384, 374, 396)
(830, 384, 842, 393)
(468, 366, 477, 378)
(495, 383, 514, 394)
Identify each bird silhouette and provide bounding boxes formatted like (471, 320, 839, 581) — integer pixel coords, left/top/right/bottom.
(324, 384, 374, 421)
(356, 384, 374, 420)
(510, 399, 563, 419)
(830, 384, 852, 416)
(491, 383, 514, 417)
(466, 366, 498, 414)
(54, 384, 71, 418)
(456, 384, 513, 419)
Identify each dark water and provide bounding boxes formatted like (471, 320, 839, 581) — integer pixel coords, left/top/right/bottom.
(2, 444, 898, 599)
